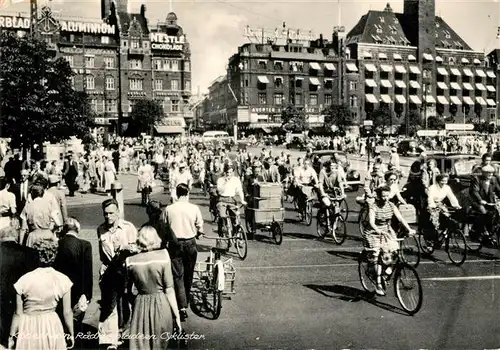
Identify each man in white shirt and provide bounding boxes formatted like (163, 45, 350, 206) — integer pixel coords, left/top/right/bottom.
(170, 162, 193, 202)
(216, 163, 246, 234)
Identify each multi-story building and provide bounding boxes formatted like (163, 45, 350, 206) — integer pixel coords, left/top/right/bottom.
(0, 0, 192, 135)
(346, 1, 496, 124)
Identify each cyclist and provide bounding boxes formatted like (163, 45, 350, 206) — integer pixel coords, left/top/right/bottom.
(216, 163, 247, 235)
(363, 185, 416, 296)
(293, 158, 319, 216)
(318, 160, 347, 200)
(469, 165, 500, 245)
(385, 172, 407, 205)
(364, 163, 385, 199)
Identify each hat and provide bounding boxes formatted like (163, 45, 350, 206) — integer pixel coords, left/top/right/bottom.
(48, 175, 60, 184)
(21, 169, 29, 176)
(252, 161, 262, 168)
(482, 165, 495, 173)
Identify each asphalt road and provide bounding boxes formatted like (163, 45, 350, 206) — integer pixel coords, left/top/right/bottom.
(71, 184, 500, 350)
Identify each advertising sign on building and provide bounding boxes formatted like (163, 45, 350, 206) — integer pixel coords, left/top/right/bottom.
(59, 20, 116, 35)
(445, 123, 474, 131)
(244, 25, 316, 45)
(150, 33, 185, 51)
(0, 16, 30, 29)
(163, 117, 186, 127)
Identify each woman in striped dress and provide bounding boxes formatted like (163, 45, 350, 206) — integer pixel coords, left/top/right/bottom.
(362, 185, 415, 296)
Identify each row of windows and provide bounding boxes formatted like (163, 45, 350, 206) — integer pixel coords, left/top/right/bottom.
(63, 56, 190, 72)
(79, 76, 190, 91)
(250, 60, 336, 73)
(89, 99, 181, 113)
(255, 93, 359, 108)
(152, 59, 190, 72)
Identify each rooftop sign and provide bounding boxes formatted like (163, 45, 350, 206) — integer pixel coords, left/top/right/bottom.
(0, 16, 30, 29)
(244, 25, 316, 45)
(60, 20, 115, 35)
(150, 33, 185, 51)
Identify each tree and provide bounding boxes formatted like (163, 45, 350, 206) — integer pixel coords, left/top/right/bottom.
(426, 116, 445, 130)
(369, 106, 392, 135)
(397, 109, 423, 136)
(0, 32, 94, 149)
(127, 99, 164, 136)
(323, 104, 353, 134)
(281, 104, 307, 133)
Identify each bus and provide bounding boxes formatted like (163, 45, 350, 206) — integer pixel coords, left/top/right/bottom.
(202, 131, 231, 142)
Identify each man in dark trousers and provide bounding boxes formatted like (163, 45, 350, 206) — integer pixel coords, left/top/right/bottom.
(53, 217, 93, 340)
(13, 169, 30, 215)
(63, 153, 79, 197)
(0, 227, 39, 348)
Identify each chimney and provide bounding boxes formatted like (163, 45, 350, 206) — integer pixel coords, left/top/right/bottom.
(319, 33, 324, 48)
(140, 4, 146, 17)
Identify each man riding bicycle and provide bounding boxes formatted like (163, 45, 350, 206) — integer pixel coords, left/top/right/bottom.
(364, 163, 385, 199)
(293, 159, 319, 215)
(216, 163, 247, 235)
(318, 160, 347, 205)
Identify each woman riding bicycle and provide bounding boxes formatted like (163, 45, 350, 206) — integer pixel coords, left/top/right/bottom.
(362, 185, 415, 296)
(385, 172, 407, 206)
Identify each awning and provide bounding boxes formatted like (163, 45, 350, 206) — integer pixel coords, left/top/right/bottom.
(437, 96, 449, 105)
(476, 69, 486, 78)
(435, 56, 443, 62)
(409, 81, 421, 89)
(409, 66, 421, 74)
(309, 62, 321, 70)
(463, 96, 474, 105)
(380, 94, 392, 103)
(363, 51, 372, 58)
(461, 58, 470, 64)
(487, 99, 497, 107)
(425, 95, 436, 103)
(380, 80, 392, 88)
(450, 68, 461, 76)
(437, 82, 448, 90)
(423, 53, 433, 61)
(462, 82, 474, 90)
(476, 96, 487, 106)
(378, 53, 388, 59)
(393, 53, 402, 60)
(487, 70, 496, 78)
(475, 83, 486, 91)
(450, 96, 462, 105)
(437, 67, 448, 75)
(408, 54, 417, 61)
(380, 64, 393, 72)
(395, 80, 406, 88)
(450, 82, 461, 90)
(487, 85, 496, 92)
(395, 65, 407, 73)
(474, 58, 482, 65)
(395, 95, 406, 103)
(365, 94, 378, 103)
(324, 63, 335, 71)
(258, 76, 269, 84)
(365, 79, 377, 87)
(463, 68, 473, 77)
(155, 125, 184, 134)
(346, 63, 358, 72)
(309, 77, 320, 85)
(409, 95, 422, 104)
(364, 63, 377, 72)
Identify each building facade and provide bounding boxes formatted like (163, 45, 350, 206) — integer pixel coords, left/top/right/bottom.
(0, 0, 193, 135)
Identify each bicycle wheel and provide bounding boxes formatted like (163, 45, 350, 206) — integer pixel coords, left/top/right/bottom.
(462, 223, 482, 252)
(234, 226, 248, 260)
(358, 206, 368, 236)
(339, 198, 349, 221)
(418, 230, 435, 255)
(358, 252, 376, 293)
(394, 264, 423, 315)
(400, 235, 421, 268)
(305, 201, 313, 226)
(316, 208, 329, 239)
(446, 227, 467, 266)
(332, 215, 347, 245)
(271, 222, 283, 245)
(211, 265, 223, 319)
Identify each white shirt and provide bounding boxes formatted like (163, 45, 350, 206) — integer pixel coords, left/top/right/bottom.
(295, 167, 318, 185)
(172, 170, 193, 189)
(217, 176, 244, 199)
(427, 184, 460, 208)
(163, 199, 204, 240)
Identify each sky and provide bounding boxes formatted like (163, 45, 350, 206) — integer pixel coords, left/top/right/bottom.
(1, 0, 500, 94)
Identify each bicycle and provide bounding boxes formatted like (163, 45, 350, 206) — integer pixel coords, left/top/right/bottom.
(358, 239, 423, 315)
(217, 203, 248, 260)
(316, 192, 347, 245)
(418, 207, 467, 266)
(462, 202, 500, 252)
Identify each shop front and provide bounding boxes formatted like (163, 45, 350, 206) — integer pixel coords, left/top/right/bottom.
(155, 117, 186, 135)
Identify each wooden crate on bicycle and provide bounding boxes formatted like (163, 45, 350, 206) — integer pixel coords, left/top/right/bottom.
(398, 204, 417, 224)
(193, 259, 236, 294)
(251, 208, 285, 224)
(253, 183, 283, 198)
(253, 196, 282, 209)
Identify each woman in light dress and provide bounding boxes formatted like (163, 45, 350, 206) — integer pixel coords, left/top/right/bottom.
(103, 155, 117, 195)
(9, 237, 74, 350)
(137, 158, 154, 206)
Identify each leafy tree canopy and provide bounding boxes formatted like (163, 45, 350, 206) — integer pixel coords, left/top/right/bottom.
(0, 32, 94, 148)
(426, 116, 445, 130)
(397, 109, 423, 136)
(367, 106, 394, 134)
(323, 104, 353, 134)
(127, 99, 164, 136)
(281, 105, 307, 133)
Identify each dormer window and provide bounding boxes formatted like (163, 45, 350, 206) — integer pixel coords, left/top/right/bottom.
(379, 17, 385, 23)
(449, 57, 455, 65)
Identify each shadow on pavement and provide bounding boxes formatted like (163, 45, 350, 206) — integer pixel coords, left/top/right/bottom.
(327, 250, 361, 261)
(304, 284, 410, 316)
(283, 231, 318, 240)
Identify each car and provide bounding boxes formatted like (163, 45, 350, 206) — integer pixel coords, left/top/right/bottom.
(397, 139, 420, 156)
(310, 150, 362, 191)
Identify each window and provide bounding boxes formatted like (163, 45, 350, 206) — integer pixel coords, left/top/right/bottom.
(129, 59, 142, 69)
(274, 77, 283, 88)
(258, 60, 267, 69)
(155, 79, 163, 91)
(130, 40, 140, 49)
(69, 76, 74, 88)
(185, 61, 190, 71)
(64, 56, 73, 67)
(295, 79, 303, 88)
(153, 59, 162, 70)
(171, 60, 179, 71)
(245, 79, 249, 87)
(274, 61, 283, 70)
(106, 99, 117, 112)
(258, 93, 267, 104)
(86, 76, 95, 90)
(91, 99, 98, 112)
(295, 93, 302, 105)
(449, 57, 455, 65)
(85, 56, 94, 68)
(349, 96, 358, 108)
(171, 79, 179, 91)
(171, 100, 179, 112)
(129, 78, 143, 91)
(101, 36, 110, 44)
(185, 80, 191, 91)
(349, 81, 357, 91)
(128, 100, 136, 113)
(309, 94, 318, 106)
(105, 76, 115, 90)
(274, 93, 283, 105)
(104, 57, 114, 69)
(325, 94, 332, 106)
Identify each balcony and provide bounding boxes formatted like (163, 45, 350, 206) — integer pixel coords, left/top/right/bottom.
(128, 48, 145, 56)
